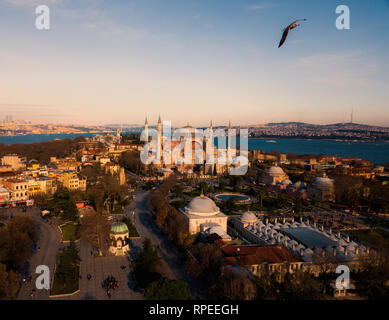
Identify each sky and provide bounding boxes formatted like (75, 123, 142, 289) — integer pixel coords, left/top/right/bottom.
(0, 0, 388, 127)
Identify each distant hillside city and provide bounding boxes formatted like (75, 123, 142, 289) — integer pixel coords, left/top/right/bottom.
(1, 115, 388, 141)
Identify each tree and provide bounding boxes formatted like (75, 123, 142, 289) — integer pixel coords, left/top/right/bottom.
(80, 207, 110, 257)
(46, 189, 78, 221)
(355, 244, 389, 299)
(0, 263, 20, 300)
(277, 271, 326, 300)
(211, 267, 257, 300)
(186, 243, 222, 285)
(132, 238, 161, 288)
(0, 217, 38, 270)
(145, 277, 191, 300)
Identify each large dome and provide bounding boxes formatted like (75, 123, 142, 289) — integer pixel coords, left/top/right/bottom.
(267, 166, 285, 176)
(185, 196, 220, 216)
(240, 212, 258, 223)
(312, 177, 334, 189)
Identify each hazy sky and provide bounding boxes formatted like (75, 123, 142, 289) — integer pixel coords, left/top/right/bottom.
(0, 0, 388, 127)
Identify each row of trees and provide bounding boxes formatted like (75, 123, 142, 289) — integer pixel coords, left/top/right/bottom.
(0, 136, 85, 164)
(149, 175, 195, 249)
(0, 216, 39, 299)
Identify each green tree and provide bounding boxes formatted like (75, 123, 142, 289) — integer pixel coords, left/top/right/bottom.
(145, 278, 191, 300)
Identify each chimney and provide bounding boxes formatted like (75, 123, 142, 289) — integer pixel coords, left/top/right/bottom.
(277, 234, 281, 243)
(333, 247, 337, 256)
(338, 231, 341, 238)
(355, 247, 359, 255)
(283, 218, 286, 224)
(265, 218, 268, 224)
(284, 239, 288, 247)
(346, 235, 350, 242)
(275, 218, 278, 224)
(344, 247, 348, 257)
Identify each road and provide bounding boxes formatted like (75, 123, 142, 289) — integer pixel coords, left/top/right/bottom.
(126, 191, 205, 299)
(14, 208, 62, 300)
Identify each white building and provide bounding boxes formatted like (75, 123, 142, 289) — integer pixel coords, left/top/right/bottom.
(179, 195, 229, 237)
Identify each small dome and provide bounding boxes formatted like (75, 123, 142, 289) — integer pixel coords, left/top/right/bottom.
(281, 179, 292, 185)
(110, 222, 129, 235)
(185, 196, 220, 216)
(267, 166, 285, 176)
(241, 212, 258, 223)
(312, 177, 334, 189)
(205, 226, 228, 238)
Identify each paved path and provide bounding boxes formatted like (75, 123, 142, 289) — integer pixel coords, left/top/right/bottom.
(127, 191, 205, 299)
(52, 243, 142, 300)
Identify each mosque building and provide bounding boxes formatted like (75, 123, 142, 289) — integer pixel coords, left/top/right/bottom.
(307, 173, 335, 202)
(262, 165, 290, 185)
(143, 116, 237, 176)
(179, 194, 230, 240)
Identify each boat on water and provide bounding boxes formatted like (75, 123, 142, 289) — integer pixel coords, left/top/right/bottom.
(266, 140, 277, 143)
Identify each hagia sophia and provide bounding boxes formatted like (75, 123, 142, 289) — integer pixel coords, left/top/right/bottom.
(143, 116, 238, 176)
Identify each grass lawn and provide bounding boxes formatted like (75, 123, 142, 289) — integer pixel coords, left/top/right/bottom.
(60, 223, 80, 242)
(51, 244, 80, 295)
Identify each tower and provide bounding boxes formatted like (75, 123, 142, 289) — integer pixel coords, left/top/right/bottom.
(157, 115, 163, 164)
(144, 116, 149, 143)
(227, 120, 231, 165)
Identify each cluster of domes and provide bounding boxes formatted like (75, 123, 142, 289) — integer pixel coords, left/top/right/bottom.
(184, 195, 221, 216)
(244, 219, 368, 262)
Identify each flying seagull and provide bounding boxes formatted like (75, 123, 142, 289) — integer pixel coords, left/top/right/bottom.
(278, 19, 307, 48)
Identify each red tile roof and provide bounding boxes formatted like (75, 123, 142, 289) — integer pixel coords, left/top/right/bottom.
(221, 244, 302, 266)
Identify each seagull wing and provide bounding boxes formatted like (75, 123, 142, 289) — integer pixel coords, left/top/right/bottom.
(278, 28, 290, 48)
(291, 19, 307, 24)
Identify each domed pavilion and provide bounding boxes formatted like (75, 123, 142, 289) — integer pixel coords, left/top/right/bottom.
(180, 194, 228, 235)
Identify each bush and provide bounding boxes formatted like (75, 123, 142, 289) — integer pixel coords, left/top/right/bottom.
(145, 277, 191, 300)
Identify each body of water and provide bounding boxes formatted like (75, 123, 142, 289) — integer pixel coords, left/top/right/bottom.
(248, 138, 389, 164)
(0, 134, 388, 164)
(0, 133, 99, 145)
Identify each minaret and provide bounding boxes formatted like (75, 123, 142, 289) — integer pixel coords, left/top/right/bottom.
(227, 120, 231, 165)
(144, 116, 148, 143)
(157, 115, 162, 164)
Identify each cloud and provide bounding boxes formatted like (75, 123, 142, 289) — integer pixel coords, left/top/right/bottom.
(293, 51, 379, 87)
(245, 3, 278, 11)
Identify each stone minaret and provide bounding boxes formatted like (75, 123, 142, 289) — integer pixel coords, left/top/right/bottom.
(144, 116, 148, 143)
(227, 120, 231, 165)
(157, 115, 162, 164)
